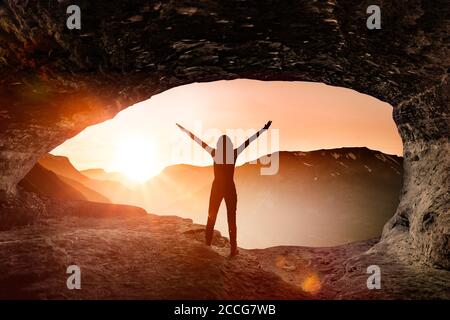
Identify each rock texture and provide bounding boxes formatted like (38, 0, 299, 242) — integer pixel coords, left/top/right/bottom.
(0, 0, 449, 269)
(0, 210, 309, 299)
(1, 211, 449, 299)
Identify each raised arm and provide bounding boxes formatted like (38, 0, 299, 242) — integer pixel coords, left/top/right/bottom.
(176, 123, 214, 155)
(236, 121, 272, 156)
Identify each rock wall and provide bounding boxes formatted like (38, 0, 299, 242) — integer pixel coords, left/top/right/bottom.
(0, 1, 448, 267)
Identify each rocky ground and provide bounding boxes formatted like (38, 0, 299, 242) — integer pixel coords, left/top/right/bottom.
(0, 202, 448, 300)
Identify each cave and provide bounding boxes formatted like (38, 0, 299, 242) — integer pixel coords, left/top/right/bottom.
(0, 0, 448, 299)
(48, 79, 404, 249)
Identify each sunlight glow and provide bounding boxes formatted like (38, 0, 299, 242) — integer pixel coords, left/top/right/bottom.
(112, 137, 160, 182)
(52, 80, 403, 182)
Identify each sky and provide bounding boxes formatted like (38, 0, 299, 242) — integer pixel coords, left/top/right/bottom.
(52, 79, 403, 182)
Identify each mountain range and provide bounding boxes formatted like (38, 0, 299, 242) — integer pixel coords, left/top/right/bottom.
(19, 147, 403, 248)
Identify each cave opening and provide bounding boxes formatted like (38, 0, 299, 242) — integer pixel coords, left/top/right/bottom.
(21, 79, 404, 249)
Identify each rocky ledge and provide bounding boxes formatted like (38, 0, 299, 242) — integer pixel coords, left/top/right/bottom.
(0, 199, 448, 299)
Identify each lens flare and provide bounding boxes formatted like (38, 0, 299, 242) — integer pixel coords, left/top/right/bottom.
(301, 273, 321, 293)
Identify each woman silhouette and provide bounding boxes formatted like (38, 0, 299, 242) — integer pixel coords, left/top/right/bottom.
(176, 121, 272, 256)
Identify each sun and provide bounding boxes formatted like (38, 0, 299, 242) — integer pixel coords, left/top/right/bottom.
(112, 137, 160, 183)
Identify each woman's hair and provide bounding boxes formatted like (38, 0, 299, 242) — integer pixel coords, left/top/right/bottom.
(216, 135, 233, 149)
(215, 135, 234, 164)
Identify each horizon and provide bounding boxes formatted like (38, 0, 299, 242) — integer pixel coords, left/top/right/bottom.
(54, 145, 402, 183)
(51, 79, 403, 182)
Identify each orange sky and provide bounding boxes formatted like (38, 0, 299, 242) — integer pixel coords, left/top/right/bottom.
(52, 80, 403, 182)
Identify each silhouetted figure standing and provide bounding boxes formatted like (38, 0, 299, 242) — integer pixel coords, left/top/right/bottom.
(177, 121, 272, 256)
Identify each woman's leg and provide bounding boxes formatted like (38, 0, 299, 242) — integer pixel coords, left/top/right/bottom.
(224, 184, 238, 255)
(206, 182, 223, 246)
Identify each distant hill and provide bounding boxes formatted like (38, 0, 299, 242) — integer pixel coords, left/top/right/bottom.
(38, 154, 134, 204)
(19, 163, 87, 201)
(133, 147, 403, 248)
(38, 154, 89, 183)
(81, 168, 136, 188)
(57, 175, 110, 203)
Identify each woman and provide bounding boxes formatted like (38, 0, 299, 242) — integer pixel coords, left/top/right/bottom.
(176, 121, 272, 256)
